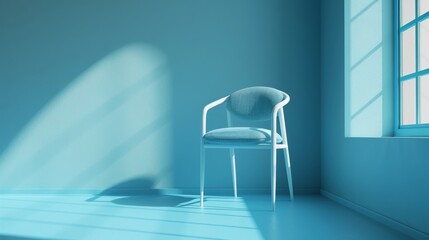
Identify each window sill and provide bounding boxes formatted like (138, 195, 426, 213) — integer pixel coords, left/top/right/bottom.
(394, 127, 429, 137)
(345, 136, 429, 139)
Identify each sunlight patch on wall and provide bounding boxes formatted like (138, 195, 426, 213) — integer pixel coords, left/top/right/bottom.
(345, 0, 393, 137)
(0, 43, 172, 189)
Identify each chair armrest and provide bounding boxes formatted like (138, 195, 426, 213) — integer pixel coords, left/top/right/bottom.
(202, 96, 229, 136)
(271, 93, 290, 144)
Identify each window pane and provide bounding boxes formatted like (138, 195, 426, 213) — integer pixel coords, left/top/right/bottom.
(420, 19, 429, 70)
(401, 0, 415, 26)
(402, 79, 416, 125)
(420, 75, 429, 123)
(419, 0, 429, 16)
(401, 27, 416, 76)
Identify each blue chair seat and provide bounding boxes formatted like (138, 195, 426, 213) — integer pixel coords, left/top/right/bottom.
(203, 127, 283, 145)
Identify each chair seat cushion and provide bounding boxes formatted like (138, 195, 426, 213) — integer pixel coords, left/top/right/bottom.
(203, 127, 283, 145)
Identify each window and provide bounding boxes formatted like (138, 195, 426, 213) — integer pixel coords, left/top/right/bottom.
(396, 0, 429, 136)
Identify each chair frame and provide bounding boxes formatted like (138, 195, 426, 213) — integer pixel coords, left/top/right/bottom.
(200, 92, 294, 210)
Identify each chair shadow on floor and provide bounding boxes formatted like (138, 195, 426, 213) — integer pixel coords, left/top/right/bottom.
(0, 234, 49, 240)
(112, 195, 196, 207)
(86, 177, 197, 207)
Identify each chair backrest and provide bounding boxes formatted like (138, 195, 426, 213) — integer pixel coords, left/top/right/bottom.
(226, 86, 285, 121)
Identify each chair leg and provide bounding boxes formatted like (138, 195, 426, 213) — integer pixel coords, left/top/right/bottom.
(229, 148, 237, 198)
(283, 147, 294, 200)
(271, 148, 277, 211)
(200, 145, 205, 207)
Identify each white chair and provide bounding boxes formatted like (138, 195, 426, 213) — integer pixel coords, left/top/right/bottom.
(200, 86, 294, 210)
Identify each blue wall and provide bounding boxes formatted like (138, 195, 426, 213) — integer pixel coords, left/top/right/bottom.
(0, 0, 320, 193)
(322, 0, 429, 235)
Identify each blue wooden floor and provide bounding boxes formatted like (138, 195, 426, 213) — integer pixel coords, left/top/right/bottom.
(0, 194, 411, 240)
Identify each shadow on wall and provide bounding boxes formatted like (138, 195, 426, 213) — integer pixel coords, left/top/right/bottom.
(344, 0, 393, 137)
(0, 43, 174, 190)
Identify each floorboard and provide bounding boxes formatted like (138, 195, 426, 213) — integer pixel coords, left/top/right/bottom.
(0, 194, 412, 240)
